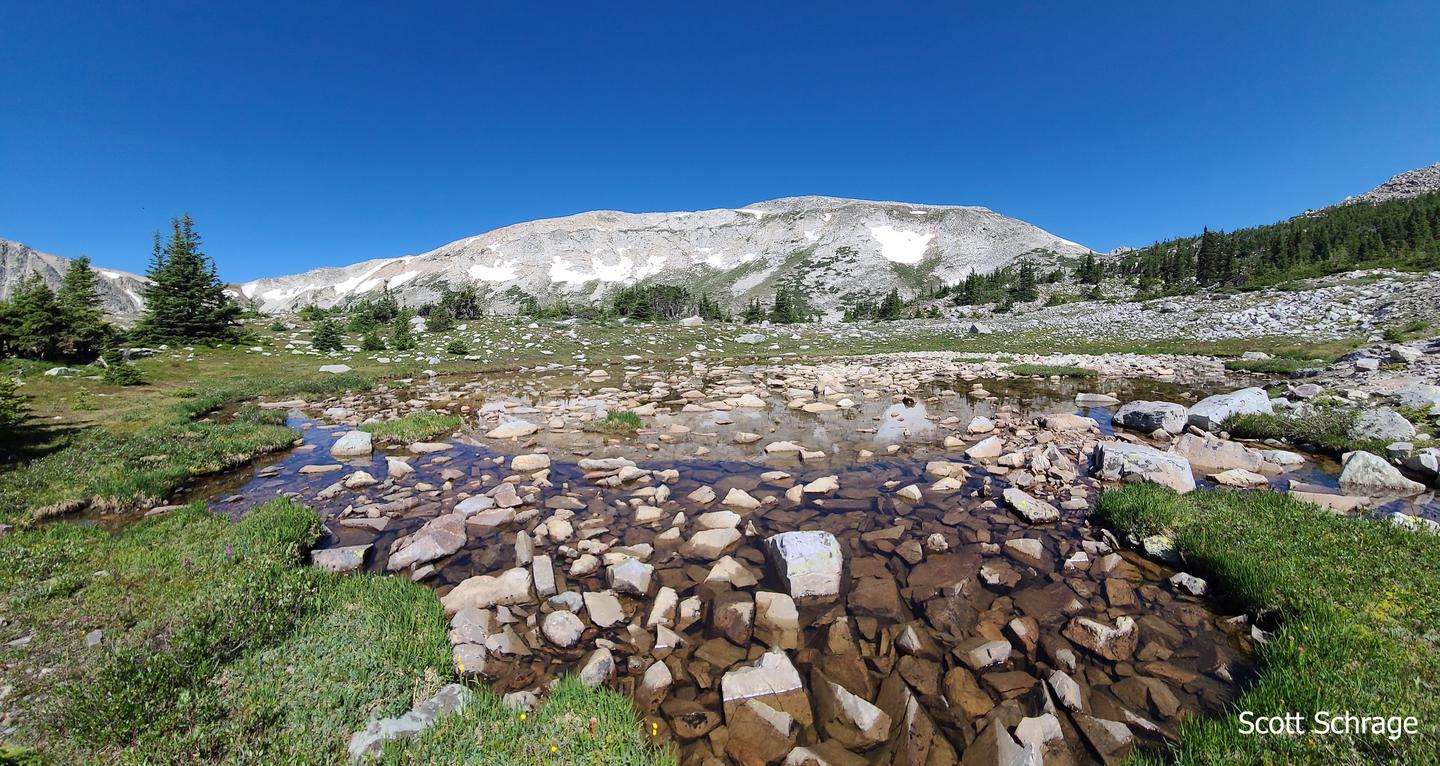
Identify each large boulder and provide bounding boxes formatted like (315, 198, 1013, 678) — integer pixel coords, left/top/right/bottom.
(1339, 451, 1426, 495)
(765, 531, 844, 602)
(1170, 433, 1264, 472)
(1187, 387, 1273, 431)
(1092, 442, 1196, 494)
(330, 430, 373, 457)
(1114, 401, 1188, 434)
(1349, 408, 1417, 443)
(1395, 381, 1440, 411)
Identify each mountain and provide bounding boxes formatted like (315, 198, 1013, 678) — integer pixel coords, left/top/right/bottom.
(1334, 162, 1440, 208)
(0, 238, 148, 316)
(237, 196, 1092, 317)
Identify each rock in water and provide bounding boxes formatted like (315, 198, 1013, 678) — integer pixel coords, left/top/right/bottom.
(720, 648, 813, 727)
(1186, 387, 1273, 431)
(1338, 451, 1425, 495)
(765, 530, 844, 602)
(1113, 400, 1187, 434)
(1001, 488, 1060, 524)
(330, 431, 373, 457)
(1092, 442, 1196, 494)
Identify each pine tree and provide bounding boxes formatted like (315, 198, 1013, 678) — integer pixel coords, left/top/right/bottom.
(741, 299, 766, 324)
(1195, 227, 1223, 285)
(0, 374, 28, 437)
(132, 216, 240, 343)
(877, 289, 903, 320)
(391, 318, 417, 350)
(9, 275, 66, 360)
(425, 310, 455, 332)
(57, 256, 111, 359)
(312, 318, 345, 352)
(360, 328, 387, 351)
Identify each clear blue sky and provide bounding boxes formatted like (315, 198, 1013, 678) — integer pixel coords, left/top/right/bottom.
(2, 1, 1437, 282)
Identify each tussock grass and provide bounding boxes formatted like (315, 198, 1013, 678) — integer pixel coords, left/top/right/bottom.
(1096, 485, 1440, 765)
(1007, 363, 1098, 378)
(583, 409, 643, 436)
(1224, 407, 1388, 458)
(360, 411, 462, 443)
(1222, 357, 1325, 375)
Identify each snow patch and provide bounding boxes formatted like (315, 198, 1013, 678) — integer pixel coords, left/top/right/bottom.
(735, 209, 766, 220)
(804, 230, 818, 241)
(469, 262, 518, 282)
(386, 270, 420, 289)
(868, 225, 934, 265)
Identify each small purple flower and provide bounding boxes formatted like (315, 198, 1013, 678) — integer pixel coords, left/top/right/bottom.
(224, 543, 234, 559)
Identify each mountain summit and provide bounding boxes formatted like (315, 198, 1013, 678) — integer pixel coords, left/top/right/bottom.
(0, 238, 148, 316)
(237, 197, 1091, 316)
(1337, 162, 1440, 207)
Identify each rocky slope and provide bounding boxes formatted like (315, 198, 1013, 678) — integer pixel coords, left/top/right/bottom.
(1334, 162, 1440, 207)
(0, 237, 148, 316)
(237, 196, 1092, 317)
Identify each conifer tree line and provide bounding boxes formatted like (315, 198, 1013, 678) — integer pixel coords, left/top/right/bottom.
(0, 256, 113, 360)
(0, 215, 242, 363)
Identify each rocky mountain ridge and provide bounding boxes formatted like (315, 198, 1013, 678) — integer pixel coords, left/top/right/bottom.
(0, 238, 148, 316)
(1334, 162, 1440, 207)
(235, 196, 1093, 317)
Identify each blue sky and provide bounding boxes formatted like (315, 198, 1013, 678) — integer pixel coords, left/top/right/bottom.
(2, 1, 1437, 282)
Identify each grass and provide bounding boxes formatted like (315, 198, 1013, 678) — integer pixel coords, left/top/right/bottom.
(0, 367, 374, 521)
(582, 409, 643, 436)
(1222, 357, 1326, 375)
(1224, 407, 1389, 458)
(0, 499, 668, 765)
(1094, 485, 1440, 765)
(1006, 363, 1097, 378)
(394, 676, 672, 765)
(360, 411, 463, 443)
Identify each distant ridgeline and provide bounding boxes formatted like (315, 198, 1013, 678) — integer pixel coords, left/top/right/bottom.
(1116, 191, 1440, 293)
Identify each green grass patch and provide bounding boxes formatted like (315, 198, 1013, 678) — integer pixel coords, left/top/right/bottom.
(583, 409, 643, 436)
(1222, 357, 1326, 375)
(1006, 363, 1098, 378)
(0, 499, 669, 765)
(1095, 485, 1440, 764)
(0, 368, 373, 522)
(394, 676, 672, 765)
(360, 411, 462, 443)
(1224, 407, 1388, 457)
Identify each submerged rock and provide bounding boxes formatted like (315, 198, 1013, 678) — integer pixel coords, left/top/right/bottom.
(721, 648, 813, 727)
(765, 530, 844, 602)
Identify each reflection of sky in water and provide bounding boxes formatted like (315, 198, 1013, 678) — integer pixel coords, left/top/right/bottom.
(873, 401, 937, 445)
